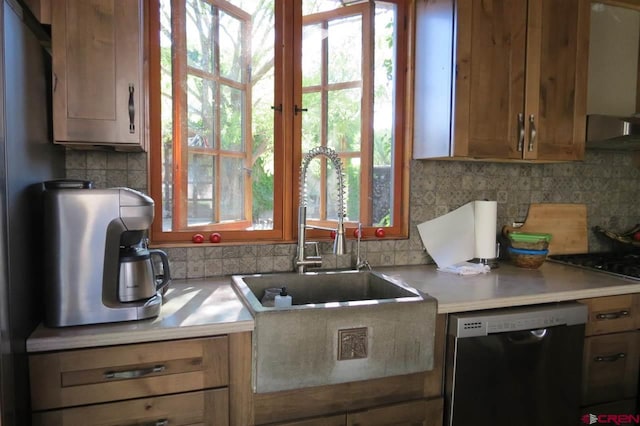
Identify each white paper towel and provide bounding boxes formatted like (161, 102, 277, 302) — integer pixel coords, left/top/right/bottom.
(417, 200, 497, 269)
(473, 200, 497, 260)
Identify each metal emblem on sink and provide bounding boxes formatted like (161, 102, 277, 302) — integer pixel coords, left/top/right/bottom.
(338, 327, 368, 360)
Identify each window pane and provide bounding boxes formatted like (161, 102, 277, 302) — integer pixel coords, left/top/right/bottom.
(302, 24, 322, 87)
(220, 157, 245, 221)
(373, 2, 396, 226)
(219, 10, 245, 82)
(187, 75, 215, 148)
(343, 157, 361, 221)
(186, 0, 214, 73)
(301, 91, 322, 152)
(220, 84, 245, 151)
(160, 0, 275, 231)
(327, 88, 361, 152)
(188, 153, 215, 226)
(328, 15, 362, 84)
(303, 0, 343, 15)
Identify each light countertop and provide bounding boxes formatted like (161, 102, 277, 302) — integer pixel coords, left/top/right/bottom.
(378, 262, 640, 313)
(27, 279, 253, 352)
(27, 260, 640, 352)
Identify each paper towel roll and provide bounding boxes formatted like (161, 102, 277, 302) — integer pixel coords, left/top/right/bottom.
(473, 200, 497, 259)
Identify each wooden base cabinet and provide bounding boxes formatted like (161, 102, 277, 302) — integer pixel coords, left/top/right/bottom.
(29, 333, 254, 426)
(579, 295, 640, 414)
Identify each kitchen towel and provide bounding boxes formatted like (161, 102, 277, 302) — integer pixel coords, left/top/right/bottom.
(437, 261, 491, 275)
(417, 200, 497, 269)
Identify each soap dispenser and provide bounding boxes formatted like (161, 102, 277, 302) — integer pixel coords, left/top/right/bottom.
(274, 287, 292, 308)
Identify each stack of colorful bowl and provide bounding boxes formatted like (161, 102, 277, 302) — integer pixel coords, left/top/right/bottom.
(507, 232, 553, 269)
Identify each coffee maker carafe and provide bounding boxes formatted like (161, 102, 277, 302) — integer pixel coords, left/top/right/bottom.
(43, 180, 169, 327)
(118, 236, 171, 302)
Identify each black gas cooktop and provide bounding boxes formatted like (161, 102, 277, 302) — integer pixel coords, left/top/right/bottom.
(548, 252, 640, 281)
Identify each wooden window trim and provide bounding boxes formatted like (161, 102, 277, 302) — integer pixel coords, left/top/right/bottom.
(149, 0, 411, 245)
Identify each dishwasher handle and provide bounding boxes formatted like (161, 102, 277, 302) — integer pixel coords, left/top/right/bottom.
(506, 328, 548, 344)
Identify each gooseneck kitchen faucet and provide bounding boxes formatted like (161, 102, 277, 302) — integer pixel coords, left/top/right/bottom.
(296, 146, 347, 273)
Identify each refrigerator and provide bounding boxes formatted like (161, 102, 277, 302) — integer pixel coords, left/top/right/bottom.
(0, 1, 65, 424)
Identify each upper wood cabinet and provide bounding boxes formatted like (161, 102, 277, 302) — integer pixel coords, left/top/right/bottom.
(413, 0, 589, 161)
(51, 0, 146, 151)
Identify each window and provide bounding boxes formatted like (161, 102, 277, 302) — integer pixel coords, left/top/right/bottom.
(149, 0, 410, 243)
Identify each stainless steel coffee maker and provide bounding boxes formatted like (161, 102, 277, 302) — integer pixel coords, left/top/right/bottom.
(43, 180, 171, 327)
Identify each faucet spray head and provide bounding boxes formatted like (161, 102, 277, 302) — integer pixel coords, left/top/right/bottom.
(333, 222, 346, 255)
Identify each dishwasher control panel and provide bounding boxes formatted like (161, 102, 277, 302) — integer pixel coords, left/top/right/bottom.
(449, 303, 588, 338)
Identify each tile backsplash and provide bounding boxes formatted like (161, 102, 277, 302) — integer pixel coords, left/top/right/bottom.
(66, 150, 640, 279)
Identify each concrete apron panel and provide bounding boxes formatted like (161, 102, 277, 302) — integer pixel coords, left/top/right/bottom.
(252, 299, 437, 393)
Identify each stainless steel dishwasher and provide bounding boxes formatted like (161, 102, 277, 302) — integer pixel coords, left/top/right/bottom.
(445, 303, 588, 426)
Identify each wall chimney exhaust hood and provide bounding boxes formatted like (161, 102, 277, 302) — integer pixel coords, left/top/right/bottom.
(586, 115, 640, 151)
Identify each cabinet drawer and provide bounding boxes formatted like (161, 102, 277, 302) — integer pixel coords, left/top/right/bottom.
(582, 331, 640, 406)
(30, 336, 228, 411)
(32, 388, 229, 426)
(347, 398, 443, 426)
(579, 295, 640, 336)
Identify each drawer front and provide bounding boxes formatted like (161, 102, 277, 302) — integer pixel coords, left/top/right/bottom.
(30, 336, 229, 411)
(346, 398, 443, 426)
(580, 295, 640, 336)
(582, 331, 640, 406)
(32, 388, 229, 426)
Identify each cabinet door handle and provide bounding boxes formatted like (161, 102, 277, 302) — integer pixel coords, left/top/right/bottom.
(124, 420, 168, 426)
(517, 113, 524, 152)
(594, 352, 626, 363)
(528, 114, 536, 151)
(596, 310, 630, 320)
(104, 364, 166, 380)
(128, 84, 135, 134)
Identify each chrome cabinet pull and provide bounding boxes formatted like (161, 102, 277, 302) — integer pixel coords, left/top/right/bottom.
(528, 114, 536, 151)
(596, 310, 630, 320)
(594, 352, 626, 363)
(517, 113, 524, 152)
(104, 364, 165, 380)
(128, 84, 135, 133)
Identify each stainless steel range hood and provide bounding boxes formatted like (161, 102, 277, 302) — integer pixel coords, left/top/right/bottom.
(586, 114, 640, 150)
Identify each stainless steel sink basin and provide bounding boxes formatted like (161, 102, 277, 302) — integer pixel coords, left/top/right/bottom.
(231, 270, 438, 393)
(234, 270, 420, 309)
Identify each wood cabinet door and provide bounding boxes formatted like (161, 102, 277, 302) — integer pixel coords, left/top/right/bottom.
(523, 0, 588, 161)
(52, 0, 144, 150)
(32, 389, 229, 426)
(346, 398, 443, 426)
(582, 331, 640, 406)
(453, 0, 527, 159)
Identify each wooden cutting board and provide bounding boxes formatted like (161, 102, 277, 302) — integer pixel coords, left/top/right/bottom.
(502, 204, 588, 255)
